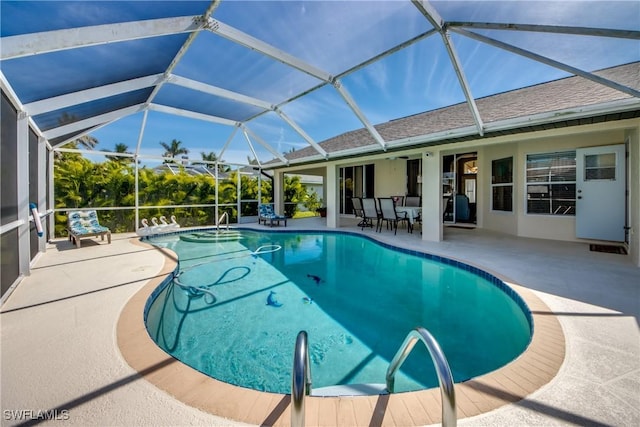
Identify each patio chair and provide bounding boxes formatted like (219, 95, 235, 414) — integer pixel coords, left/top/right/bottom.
(378, 197, 411, 235)
(413, 210, 422, 234)
(405, 196, 421, 207)
(351, 197, 367, 227)
(361, 198, 381, 231)
(67, 210, 111, 248)
(258, 204, 288, 227)
(455, 194, 471, 222)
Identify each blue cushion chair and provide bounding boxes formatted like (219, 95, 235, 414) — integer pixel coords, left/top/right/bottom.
(258, 204, 288, 227)
(67, 210, 111, 248)
(455, 194, 471, 222)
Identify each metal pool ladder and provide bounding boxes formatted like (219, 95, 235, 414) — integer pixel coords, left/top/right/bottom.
(291, 327, 456, 427)
(387, 327, 457, 427)
(291, 331, 312, 427)
(216, 211, 229, 233)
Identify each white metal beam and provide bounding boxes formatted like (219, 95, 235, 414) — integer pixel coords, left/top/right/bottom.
(333, 79, 387, 150)
(169, 74, 273, 110)
(37, 135, 47, 251)
(412, 0, 484, 135)
(44, 104, 144, 140)
(24, 74, 165, 116)
(242, 125, 289, 164)
(440, 31, 484, 135)
(51, 122, 111, 149)
(452, 27, 640, 99)
(54, 148, 134, 158)
(17, 111, 30, 276)
(446, 22, 640, 40)
(274, 108, 328, 159)
(148, 103, 238, 126)
(204, 18, 333, 82)
(412, 0, 445, 31)
(134, 110, 148, 231)
(218, 125, 241, 162)
(242, 129, 262, 167)
(50, 123, 104, 148)
(134, 110, 149, 158)
(143, 6, 221, 108)
(0, 70, 46, 139)
(1, 16, 201, 60)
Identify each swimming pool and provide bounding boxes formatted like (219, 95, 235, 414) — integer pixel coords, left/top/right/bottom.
(144, 229, 532, 395)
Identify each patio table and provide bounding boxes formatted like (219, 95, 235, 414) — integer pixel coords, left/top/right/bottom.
(395, 206, 421, 224)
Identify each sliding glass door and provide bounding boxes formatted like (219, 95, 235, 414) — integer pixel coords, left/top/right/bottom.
(340, 164, 374, 215)
(442, 153, 477, 224)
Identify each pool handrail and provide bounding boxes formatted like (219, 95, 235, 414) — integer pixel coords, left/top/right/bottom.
(291, 330, 312, 427)
(216, 211, 229, 233)
(386, 327, 457, 427)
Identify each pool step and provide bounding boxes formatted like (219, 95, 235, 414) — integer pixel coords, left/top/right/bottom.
(311, 383, 388, 397)
(179, 231, 243, 243)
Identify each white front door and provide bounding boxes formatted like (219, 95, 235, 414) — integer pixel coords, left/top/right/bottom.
(576, 144, 626, 242)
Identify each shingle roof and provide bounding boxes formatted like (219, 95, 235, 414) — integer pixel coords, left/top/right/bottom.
(280, 62, 640, 164)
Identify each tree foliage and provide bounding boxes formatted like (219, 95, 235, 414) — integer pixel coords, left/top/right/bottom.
(53, 155, 314, 236)
(160, 139, 188, 163)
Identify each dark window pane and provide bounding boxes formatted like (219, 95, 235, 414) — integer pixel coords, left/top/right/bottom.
(1, 92, 18, 225)
(492, 157, 513, 184)
(526, 183, 575, 215)
(1, 229, 20, 296)
(527, 199, 551, 214)
(492, 186, 513, 211)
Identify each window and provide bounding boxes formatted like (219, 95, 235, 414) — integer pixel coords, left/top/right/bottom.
(492, 157, 513, 211)
(526, 151, 576, 215)
(584, 153, 616, 180)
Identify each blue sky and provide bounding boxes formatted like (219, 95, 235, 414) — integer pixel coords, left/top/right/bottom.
(2, 1, 639, 165)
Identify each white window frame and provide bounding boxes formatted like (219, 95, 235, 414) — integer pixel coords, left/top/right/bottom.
(525, 150, 576, 216)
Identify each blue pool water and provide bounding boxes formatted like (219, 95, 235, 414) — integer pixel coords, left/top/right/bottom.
(145, 229, 532, 394)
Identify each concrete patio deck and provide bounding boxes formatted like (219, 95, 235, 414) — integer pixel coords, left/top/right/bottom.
(1, 217, 638, 426)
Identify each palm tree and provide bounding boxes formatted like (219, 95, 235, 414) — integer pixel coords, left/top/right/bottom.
(159, 139, 189, 163)
(73, 134, 99, 150)
(195, 151, 231, 173)
(200, 151, 218, 164)
(106, 143, 133, 163)
(58, 113, 99, 150)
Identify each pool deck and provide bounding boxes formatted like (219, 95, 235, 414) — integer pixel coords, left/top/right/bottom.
(1, 217, 639, 426)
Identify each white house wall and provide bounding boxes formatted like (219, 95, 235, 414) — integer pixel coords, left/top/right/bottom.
(626, 126, 640, 267)
(426, 120, 638, 249)
(513, 127, 631, 242)
(481, 142, 519, 236)
(276, 118, 640, 266)
(373, 159, 407, 198)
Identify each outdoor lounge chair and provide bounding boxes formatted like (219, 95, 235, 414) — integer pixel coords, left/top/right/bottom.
(258, 204, 288, 227)
(67, 210, 111, 248)
(378, 197, 411, 234)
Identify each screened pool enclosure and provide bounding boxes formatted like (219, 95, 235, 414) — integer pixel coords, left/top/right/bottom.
(2, 1, 640, 294)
